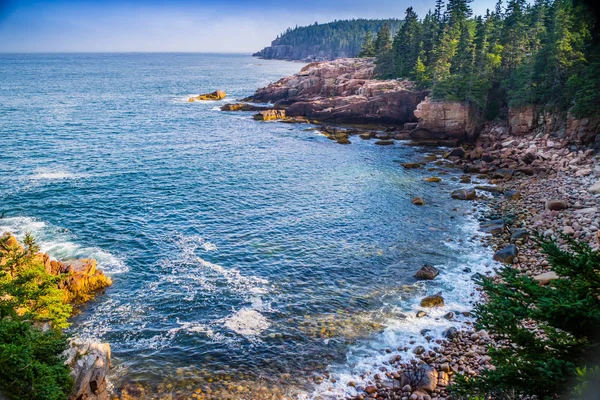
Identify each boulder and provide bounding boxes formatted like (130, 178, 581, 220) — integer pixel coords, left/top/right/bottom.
(254, 110, 286, 121)
(374, 139, 394, 146)
(412, 97, 482, 143)
(412, 197, 425, 206)
(589, 180, 600, 195)
(359, 133, 372, 140)
(445, 147, 466, 158)
(221, 103, 273, 112)
(414, 264, 439, 280)
(194, 90, 226, 101)
(493, 244, 519, 264)
(481, 219, 505, 235)
(401, 365, 438, 393)
(420, 292, 444, 307)
(64, 341, 111, 400)
(424, 177, 441, 183)
(545, 200, 568, 211)
(401, 162, 421, 169)
(451, 189, 476, 200)
(442, 327, 458, 340)
(58, 259, 112, 304)
(510, 229, 529, 241)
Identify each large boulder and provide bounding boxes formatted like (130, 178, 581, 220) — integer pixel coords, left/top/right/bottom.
(420, 292, 445, 307)
(58, 259, 112, 304)
(414, 264, 439, 280)
(401, 364, 438, 393)
(254, 110, 286, 121)
(411, 97, 482, 143)
(493, 244, 519, 264)
(193, 90, 226, 101)
(451, 189, 476, 200)
(508, 106, 538, 135)
(65, 341, 111, 400)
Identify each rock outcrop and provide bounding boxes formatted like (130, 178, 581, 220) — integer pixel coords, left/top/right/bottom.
(246, 59, 428, 125)
(188, 90, 226, 102)
(508, 105, 600, 146)
(65, 341, 111, 400)
(411, 97, 482, 145)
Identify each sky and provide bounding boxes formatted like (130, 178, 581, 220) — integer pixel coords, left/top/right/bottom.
(0, 0, 500, 53)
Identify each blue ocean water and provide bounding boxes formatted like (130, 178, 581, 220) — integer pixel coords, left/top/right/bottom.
(0, 53, 493, 399)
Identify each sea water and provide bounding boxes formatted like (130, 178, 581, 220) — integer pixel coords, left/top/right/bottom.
(0, 53, 495, 398)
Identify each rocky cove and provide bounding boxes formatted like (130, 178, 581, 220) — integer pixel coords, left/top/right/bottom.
(214, 58, 600, 399)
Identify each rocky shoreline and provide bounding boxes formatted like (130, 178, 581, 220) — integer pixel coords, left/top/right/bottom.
(215, 58, 600, 399)
(338, 124, 600, 400)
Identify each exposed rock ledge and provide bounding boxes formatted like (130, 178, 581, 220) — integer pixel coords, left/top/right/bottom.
(241, 58, 481, 145)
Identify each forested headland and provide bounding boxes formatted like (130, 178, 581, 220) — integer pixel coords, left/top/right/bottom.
(253, 19, 402, 61)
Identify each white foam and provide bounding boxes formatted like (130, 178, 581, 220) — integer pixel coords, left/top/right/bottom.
(305, 211, 498, 399)
(29, 171, 80, 180)
(222, 308, 271, 336)
(0, 216, 127, 274)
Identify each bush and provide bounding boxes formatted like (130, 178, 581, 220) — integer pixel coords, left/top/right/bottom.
(451, 235, 600, 399)
(0, 318, 72, 399)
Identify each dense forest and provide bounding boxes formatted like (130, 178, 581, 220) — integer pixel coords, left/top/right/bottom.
(253, 19, 402, 61)
(361, 0, 599, 120)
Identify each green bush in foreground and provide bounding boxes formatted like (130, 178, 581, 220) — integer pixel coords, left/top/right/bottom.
(452, 235, 600, 399)
(0, 232, 73, 399)
(0, 318, 72, 400)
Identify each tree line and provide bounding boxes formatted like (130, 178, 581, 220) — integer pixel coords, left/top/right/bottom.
(361, 0, 599, 120)
(264, 19, 402, 59)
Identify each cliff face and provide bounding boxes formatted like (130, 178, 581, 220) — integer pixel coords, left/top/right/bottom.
(248, 58, 429, 125)
(253, 38, 353, 62)
(411, 98, 482, 144)
(508, 105, 600, 147)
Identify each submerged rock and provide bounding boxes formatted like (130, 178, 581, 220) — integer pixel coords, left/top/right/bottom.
(221, 103, 273, 112)
(401, 162, 421, 169)
(412, 197, 425, 206)
(414, 264, 439, 280)
(424, 177, 441, 182)
(451, 189, 476, 200)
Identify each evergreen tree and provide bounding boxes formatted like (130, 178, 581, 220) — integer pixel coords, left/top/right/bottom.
(358, 31, 375, 57)
(393, 7, 422, 78)
(374, 24, 395, 78)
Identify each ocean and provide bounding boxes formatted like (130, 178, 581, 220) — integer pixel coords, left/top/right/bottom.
(0, 53, 493, 399)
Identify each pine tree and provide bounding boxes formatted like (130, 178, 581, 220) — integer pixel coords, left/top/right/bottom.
(358, 31, 375, 57)
(374, 23, 395, 78)
(393, 7, 422, 78)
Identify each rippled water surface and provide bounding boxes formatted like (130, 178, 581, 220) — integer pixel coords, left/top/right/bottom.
(0, 53, 492, 398)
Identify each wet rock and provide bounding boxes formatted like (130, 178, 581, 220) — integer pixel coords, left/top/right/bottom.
(420, 292, 444, 307)
(193, 90, 226, 101)
(504, 190, 520, 200)
(474, 185, 503, 193)
(414, 264, 439, 280)
(424, 177, 442, 183)
(481, 219, 505, 235)
(443, 312, 454, 320)
(254, 109, 286, 121)
(446, 147, 466, 158)
(412, 197, 425, 206)
(493, 244, 519, 264)
(451, 189, 476, 200)
(401, 162, 421, 169)
(375, 139, 394, 146)
(221, 103, 272, 111)
(442, 327, 458, 340)
(545, 200, 568, 211)
(416, 311, 427, 318)
(359, 133, 372, 140)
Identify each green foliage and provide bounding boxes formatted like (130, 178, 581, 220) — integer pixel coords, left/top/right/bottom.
(452, 235, 600, 399)
(574, 365, 600, 398)
(0, 233, 73, 399)
(0, 318, 72, 400)
(370, 0, 598, 118)
(358, 31, 375, 57)
(261, 19, 402, 59)
(374, 23, 396, 78)
(0, 234, 72, 329)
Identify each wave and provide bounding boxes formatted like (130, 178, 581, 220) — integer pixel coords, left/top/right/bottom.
(0, 216, 127, 274)
(304, 212, 497, 399)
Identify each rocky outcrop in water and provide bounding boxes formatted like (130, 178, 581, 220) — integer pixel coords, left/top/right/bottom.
(188, 90, 226, 102)
(246, 59, 429, 125)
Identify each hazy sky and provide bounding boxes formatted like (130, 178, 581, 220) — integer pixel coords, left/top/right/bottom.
(0, 0, 499, 52)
